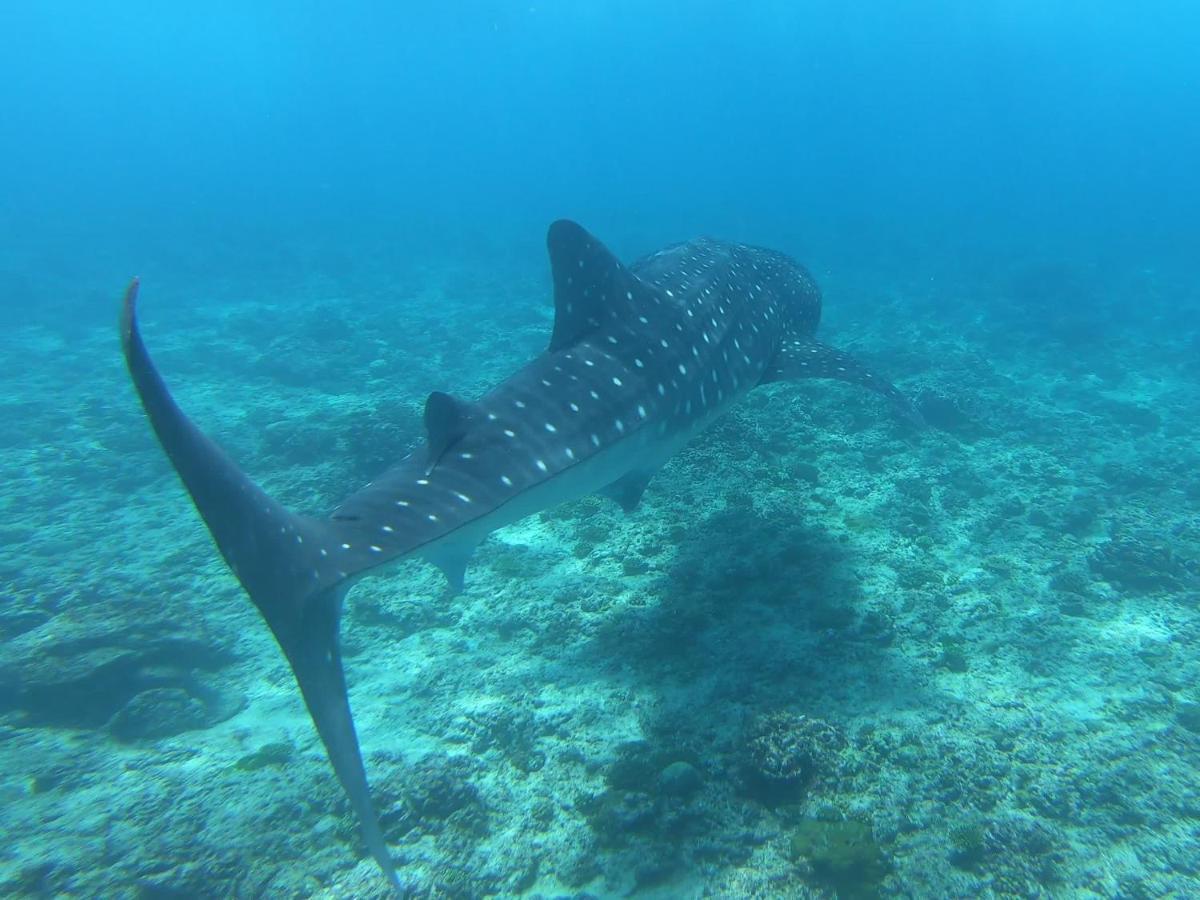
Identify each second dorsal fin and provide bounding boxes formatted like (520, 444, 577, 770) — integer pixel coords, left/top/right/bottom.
(424, 391, 473, 468)
(546, 219, 655, 352)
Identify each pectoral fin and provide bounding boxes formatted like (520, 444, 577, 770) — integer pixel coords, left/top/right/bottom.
(762, 337, 924, 427)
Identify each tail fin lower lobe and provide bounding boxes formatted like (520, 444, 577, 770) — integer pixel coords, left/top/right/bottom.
(120, 279, 399, 890)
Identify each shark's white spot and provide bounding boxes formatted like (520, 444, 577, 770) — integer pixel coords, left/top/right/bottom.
(454, 492, 472, 503)
(382, 525, 395, 533)
(504, 429, 516, 437)
(341, 543, 352, 550)
(536, 459, 548, 472)
(501, 475, 513, 487)
(545, 422, 557, 433)
(612, 376, 622, 387)
(369, 545, 383, 553)
(396, 500, 410, 507)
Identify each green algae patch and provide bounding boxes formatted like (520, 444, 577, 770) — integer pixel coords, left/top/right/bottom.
(936, 636, 970, 673)
(948, 820, 988, 869)
(789, 819, 889, 899)
(234, 741, 294, 772)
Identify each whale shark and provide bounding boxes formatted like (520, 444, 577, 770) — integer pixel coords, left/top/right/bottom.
(120, 220, 920, 888)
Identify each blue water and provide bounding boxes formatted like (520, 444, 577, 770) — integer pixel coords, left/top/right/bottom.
(2, 2, 1199, 897)
(6, 3, 1198, 296)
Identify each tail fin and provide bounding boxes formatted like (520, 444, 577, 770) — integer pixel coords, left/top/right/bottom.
(120, 279, 399, 890)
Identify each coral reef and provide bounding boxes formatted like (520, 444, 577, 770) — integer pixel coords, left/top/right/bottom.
(742, 712, 848, 805)
(2, 247, 1198, 898)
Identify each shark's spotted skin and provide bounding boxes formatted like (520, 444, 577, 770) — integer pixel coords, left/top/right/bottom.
(120, 220, 919, 891)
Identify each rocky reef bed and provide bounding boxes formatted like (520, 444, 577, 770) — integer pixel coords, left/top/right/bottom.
(1, 251, 1197, 897)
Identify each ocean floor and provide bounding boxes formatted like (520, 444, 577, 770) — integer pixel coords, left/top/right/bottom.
(1, 245, 1198, 898)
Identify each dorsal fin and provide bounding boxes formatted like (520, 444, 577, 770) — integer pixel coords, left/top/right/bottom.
(546, 219, 652, 352)
(424, 391, 472, 468)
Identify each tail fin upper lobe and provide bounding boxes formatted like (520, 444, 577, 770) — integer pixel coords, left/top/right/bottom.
(120, 279, 399, 890)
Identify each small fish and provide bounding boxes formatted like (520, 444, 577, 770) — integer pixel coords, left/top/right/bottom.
(121, 220, 919, 888)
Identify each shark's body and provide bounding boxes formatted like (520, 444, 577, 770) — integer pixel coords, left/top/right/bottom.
(121, 220, 919, 889)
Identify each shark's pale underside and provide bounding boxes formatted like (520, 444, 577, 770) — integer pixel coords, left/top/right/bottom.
(121, 220, 920, 888)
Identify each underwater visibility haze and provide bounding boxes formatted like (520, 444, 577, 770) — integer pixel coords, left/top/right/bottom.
(1, 2, 1199, 897)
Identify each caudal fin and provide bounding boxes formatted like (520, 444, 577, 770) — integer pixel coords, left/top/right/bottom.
(120, 279, 399, 890)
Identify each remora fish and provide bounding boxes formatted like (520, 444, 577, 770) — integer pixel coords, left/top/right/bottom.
(121, 220, 920, 887)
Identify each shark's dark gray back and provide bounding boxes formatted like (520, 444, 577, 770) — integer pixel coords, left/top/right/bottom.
(632, 237, 823, 338)
(325, 224, 821, 567)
